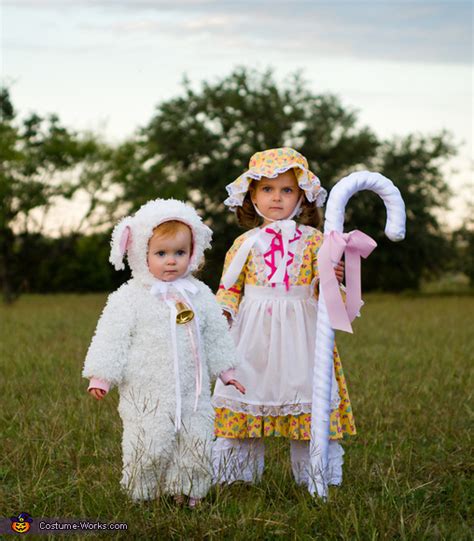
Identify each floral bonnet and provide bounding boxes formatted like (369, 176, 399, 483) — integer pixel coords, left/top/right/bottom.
(224, 147, 327, 210)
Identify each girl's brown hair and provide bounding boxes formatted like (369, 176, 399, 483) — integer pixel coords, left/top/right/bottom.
(235, 180, 322, 230)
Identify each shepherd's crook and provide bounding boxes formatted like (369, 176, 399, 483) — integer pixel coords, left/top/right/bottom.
(308, 171, 406, 499)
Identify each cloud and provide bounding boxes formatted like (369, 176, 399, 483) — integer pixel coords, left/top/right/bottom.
(6, 1, 472, 64)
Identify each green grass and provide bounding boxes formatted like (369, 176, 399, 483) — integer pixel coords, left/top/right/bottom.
(1, 294, 472, 540)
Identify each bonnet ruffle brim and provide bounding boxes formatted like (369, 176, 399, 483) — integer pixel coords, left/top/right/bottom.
(224, 147, 327, 210)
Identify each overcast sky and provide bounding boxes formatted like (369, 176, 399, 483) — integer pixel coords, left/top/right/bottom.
(2, 0, 473, 231)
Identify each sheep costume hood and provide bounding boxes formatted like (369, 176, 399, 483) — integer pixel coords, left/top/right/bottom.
(109, 198, 212, 286)
(83, 199, 238, 501)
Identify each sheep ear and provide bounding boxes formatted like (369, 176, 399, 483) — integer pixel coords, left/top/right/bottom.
(109, 217, 132, 271)
(119, 225, 132, 255)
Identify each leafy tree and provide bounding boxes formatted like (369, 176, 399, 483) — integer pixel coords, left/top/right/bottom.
(108, 68, 379, 288)
(344, 133, 456, 290)
(0, 87, 101, 302)
(451, 198, 474, 286)
(14, 232, 128, 294)
(3, 68, 457, 295)
(105, 67, 455, 291)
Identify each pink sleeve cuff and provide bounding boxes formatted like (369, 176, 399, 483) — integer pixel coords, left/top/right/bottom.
(88, 377, 110, 394)
(219, 368, 236, 385)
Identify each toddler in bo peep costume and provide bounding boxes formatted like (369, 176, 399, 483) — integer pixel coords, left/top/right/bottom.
(83, 199, 244, 506)
(212, 148, 355, 488)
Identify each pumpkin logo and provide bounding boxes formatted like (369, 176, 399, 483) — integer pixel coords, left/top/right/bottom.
(10, 512, 33, 534)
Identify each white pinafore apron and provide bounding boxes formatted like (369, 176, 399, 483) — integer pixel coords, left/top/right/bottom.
(212, 283, 339, 415)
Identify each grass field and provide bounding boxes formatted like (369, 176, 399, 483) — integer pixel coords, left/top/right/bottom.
(1, 293, 472, 540)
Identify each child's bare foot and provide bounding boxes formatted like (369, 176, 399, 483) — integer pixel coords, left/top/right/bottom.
(188, 497, 201, 509)
(173, 494, 185, 506)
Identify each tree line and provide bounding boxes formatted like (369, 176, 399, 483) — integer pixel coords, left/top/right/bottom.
(1, 68, 472, 303)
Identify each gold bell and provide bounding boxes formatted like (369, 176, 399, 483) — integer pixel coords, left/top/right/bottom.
(175, 302, 194, 325)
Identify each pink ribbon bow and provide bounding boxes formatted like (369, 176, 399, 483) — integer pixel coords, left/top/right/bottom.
(318, 230, 377, 333)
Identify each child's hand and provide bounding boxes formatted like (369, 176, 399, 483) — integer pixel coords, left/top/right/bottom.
(222, 310, 232, 327)
(227, 379, 246, 394)
(89, 388, 107, 400)
(335, 260, 344, 284)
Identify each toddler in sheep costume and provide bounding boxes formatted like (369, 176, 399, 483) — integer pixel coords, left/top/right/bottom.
(83, 199, 244, 506)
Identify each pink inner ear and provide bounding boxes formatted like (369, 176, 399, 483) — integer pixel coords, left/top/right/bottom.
(119, 226, 131, 256)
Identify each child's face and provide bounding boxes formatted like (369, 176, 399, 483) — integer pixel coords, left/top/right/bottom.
(147, 227, 192, 281)
(250, 170, 301, 224)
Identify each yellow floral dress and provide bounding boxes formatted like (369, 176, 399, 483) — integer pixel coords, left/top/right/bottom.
(212, 224, 356, 441)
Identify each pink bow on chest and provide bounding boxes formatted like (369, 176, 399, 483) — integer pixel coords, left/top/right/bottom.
(222, 220, 301, 290)
(263, 226, 302, 289)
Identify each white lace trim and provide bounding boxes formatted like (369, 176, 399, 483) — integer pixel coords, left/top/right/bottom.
(248, 225, 316, 287)
(287, 226, 315, 283)
(224, 164, 327, 209)
(212, 396, 340, 416)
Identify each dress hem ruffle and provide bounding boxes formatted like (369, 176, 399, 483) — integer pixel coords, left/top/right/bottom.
(214, 407, 356, 441)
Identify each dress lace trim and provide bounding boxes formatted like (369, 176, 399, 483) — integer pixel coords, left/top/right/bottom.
(212, 396, 340, 416)
(250, 225, 313, 287)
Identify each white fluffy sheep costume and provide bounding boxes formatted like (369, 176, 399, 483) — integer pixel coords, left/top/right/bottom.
(82, 199, 238, 501)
